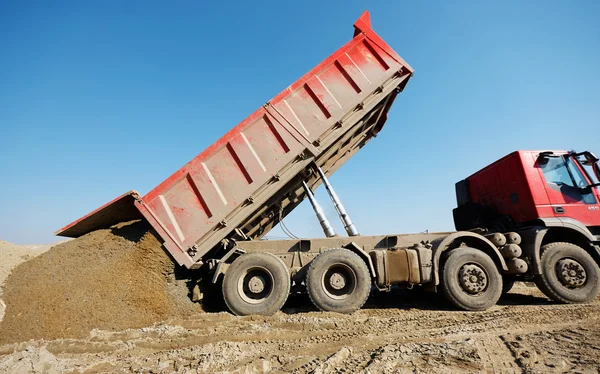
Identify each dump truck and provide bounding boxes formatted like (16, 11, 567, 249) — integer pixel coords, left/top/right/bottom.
(57, 11, 600, 316)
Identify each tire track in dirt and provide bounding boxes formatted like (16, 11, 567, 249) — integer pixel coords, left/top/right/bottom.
(21, 302, 600, 357)
(2, 285, 599, 373)
(476, 336, 521, 373)
(500, 322, 600, 373)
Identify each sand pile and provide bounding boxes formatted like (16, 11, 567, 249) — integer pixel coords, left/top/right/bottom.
(0, 240, 53, 323)
(0, 220, 201, 344)
(0, 241, 52, 296)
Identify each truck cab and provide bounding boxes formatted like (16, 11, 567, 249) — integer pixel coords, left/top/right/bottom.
(453, 150, 600, 304)
(536, 151, 600, 229)
(454, 150, 600, 238)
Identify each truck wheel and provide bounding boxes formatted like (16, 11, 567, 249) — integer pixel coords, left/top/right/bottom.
(441, 247, 502, 311)
(535, 242, 600, 304)
(222, 252, 291, 316)
(306, 248, 371, 314)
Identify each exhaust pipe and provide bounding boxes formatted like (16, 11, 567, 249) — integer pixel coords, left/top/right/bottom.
(302, 181, 336, 238)
(316, 167, 359, 236)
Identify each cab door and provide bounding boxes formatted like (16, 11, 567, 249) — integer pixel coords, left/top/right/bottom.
(538, 155, 600, 226)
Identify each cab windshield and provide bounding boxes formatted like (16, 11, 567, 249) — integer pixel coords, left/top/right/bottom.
(539, 154, 597, 204)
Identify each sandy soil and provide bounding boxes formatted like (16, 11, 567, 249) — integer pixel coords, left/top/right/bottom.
(0, 240, 52, 294)
(0, 240, 52, 323)
(0, 221, 201, 344)
(1, 236, 600, 373)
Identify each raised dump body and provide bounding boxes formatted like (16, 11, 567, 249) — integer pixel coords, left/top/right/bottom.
(56, 11, 414, 269)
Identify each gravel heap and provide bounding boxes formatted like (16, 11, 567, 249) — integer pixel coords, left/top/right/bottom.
(0, 220, 201, 344)
(0, 240, 51, 297)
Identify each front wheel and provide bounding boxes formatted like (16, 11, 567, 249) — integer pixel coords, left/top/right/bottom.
(222, 252, 291, 316)
(440, 247, 502, 311)
(535, 242, 600, 304)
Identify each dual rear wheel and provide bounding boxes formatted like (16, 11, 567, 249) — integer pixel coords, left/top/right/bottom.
(222, 249, 371, 316)
(222, 252, 290, 316)
(305, 248, 371, 313)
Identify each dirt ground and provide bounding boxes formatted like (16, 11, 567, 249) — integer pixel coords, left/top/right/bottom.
(1, 238, 600, 373)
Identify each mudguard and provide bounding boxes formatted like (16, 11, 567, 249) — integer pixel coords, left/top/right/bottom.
(430, 231, 508, 286)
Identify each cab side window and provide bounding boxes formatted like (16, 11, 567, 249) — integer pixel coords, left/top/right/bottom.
(540, 157, 575, 187)
(539, 156, 596, 204)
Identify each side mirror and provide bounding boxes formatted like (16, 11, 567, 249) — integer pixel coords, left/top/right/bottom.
(584, 152, 599, 164)
(580, 152, 600, 185)
(568, 150, 600, 187)
(594, 162, 600, 183)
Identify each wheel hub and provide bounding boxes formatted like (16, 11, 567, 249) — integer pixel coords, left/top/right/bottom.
(321, 264, 357, 301)
(556, 259, 586, 288)
(329, 272, 347, 290)
(238, 266, 274, 305)
(459, 264, 488, 294)
(248, 275, 266, 293)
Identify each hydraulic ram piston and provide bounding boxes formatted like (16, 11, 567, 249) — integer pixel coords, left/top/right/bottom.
(302, 181, 336, 237)
(316, 167, 359, 236)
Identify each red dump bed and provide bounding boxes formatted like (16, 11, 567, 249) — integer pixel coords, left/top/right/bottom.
(56, 11, 414, 268)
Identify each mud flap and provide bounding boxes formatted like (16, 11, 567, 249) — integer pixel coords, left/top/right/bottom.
(344, 242, 377, 279)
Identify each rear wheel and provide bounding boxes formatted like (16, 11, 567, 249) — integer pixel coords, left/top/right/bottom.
(440, 247, 502, 311)
(222, 252, 291, 316)
(535, 242, 600, 304)
(306, 248, 371, 314)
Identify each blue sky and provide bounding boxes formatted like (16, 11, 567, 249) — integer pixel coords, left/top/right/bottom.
(1, 1, 599, 244)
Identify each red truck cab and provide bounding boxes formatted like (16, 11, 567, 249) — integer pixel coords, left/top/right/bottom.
(454, 150, 600, 304)
(454, 150, 600, 236)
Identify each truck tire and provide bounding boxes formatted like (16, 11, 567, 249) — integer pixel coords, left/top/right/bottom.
(535, 242, 600, 304)
(222, 252, 291, 316)
(306, 248, 371, 314)
(440, 247, 502, 311)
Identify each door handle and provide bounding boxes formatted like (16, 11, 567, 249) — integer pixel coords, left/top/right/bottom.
(553, 206, 565, 214)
